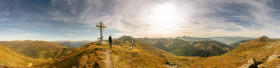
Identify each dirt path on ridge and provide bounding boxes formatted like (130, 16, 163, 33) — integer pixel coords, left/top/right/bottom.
(104, 49, 113, 68)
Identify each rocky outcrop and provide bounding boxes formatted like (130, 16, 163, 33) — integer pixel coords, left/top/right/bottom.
(257, 54, 280, 68)
(238, 58, 261, 68)
(267, 55, 280, 62)
(258, 36, 271, 42)
(166, 61, 177, 66)
(239, 55, 280, 68)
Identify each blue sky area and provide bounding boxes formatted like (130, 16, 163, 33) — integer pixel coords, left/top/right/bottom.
(1, 0, 280, 41)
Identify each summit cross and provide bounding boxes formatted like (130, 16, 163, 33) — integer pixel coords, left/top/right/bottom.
(96, 22, 106, 43)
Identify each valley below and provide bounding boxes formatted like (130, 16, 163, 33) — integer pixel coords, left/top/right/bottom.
(1, 36, 280, 68)
(2, 0, 280, 68)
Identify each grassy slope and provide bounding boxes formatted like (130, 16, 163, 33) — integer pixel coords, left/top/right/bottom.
(38, 36, 189, 68)
(137, 38, 231, 57)
(36, 42, 102, 68)
(184, 36, 280, 67)
(0, 40, 73, 59)
(0, 44, 45, 67)
(112, 36, 180, 68)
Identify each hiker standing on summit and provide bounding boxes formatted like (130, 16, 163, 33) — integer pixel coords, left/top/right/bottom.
(109, 35, 113, 49)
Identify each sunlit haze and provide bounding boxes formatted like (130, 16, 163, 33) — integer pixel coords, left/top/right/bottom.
(1, 0, 280, 41)
(146, 3, 185, 34)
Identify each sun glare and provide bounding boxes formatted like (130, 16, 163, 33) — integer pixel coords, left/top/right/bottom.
(146, 3, 184, 34)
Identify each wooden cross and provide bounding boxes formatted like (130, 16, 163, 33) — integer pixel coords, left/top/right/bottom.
(96, 22, 106, 42)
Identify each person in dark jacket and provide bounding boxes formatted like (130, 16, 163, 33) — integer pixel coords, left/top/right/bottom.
(109, 35, 112, 49)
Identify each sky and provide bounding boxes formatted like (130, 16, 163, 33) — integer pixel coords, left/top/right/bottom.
(1, 0, 280, 41)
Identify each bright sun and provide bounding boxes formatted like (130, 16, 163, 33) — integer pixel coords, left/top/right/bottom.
(146, 3, 184, 34)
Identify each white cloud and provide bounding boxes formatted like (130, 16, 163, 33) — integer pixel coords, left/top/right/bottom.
(50, 0, 280, 38)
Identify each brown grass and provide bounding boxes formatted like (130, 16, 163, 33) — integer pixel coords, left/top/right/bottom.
(0, 40, 72, 59)
(182, 37, 280, 68)
(37, 40, 190, 68)
(0, 44, 47, 67)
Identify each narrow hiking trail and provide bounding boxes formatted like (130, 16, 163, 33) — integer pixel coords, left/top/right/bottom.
(166, 65, 178, 68)
(104, 49, 113, 68)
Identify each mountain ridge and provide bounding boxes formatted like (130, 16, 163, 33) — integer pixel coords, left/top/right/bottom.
(137, 38, 232, 57)
(0, 44, 44, 67)
(37, 36, 189, 68)
(185, 36, 280, 67)
(0, 40, 74, 59)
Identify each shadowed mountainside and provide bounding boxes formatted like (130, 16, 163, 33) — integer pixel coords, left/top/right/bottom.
(0, 40, 74, 59)
(137, 38, 232, 57)
(2, 36, 280, 67)
(0, 44, 44, 67)
(53, 40, 92, 47)
(229, 40, 251, 48)
(175, 36, 213, 42)
(175, 36, 253, 45)
(209, 37, 253, 45)
(185, 36, 280, 67)
(37, 36, 189, 68)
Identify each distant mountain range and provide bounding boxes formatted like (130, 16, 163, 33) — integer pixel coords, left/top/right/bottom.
(175, 36, 254, 45)
(0, 40, 74, 59)
(229, 40, 251, 48)
(1, 36, 280, 67)
(208, 37, 253, 45)
(175, 36, 213, 41)
(137, 38, 232, 57)
(53, 40, 92, 47)
(50, 36, 254, 47)
(0, 44, 42, 67)
(39, 36, 185, 68)
(182, 36, 280, 67)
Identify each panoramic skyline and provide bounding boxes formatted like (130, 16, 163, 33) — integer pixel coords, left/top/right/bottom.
(1, 0, 280, 41)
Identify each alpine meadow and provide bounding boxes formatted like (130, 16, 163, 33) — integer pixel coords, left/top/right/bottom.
(1, 0, 280, 68)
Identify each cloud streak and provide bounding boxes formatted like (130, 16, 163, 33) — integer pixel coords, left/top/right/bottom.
(1, 0, 280, 40)
(66, 0, 280, 38)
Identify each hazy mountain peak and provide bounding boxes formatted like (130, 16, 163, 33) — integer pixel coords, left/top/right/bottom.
(119, 35, 134, 39)
(117, 36, 136, 41)
(256, 36, 271, 42)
